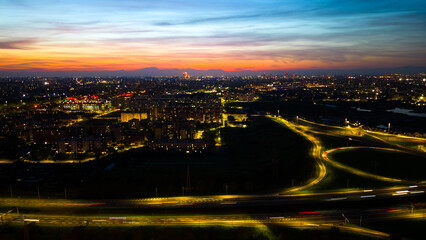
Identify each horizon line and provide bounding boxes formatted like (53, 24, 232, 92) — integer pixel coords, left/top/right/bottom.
(1, 66, 426, 77)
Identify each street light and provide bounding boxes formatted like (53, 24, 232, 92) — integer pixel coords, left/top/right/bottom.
(387, 123, 391, 141)
(344, 118, 348, 136)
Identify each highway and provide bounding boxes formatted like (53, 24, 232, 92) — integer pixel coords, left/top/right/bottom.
(1, 212, 390, 238)
(297, 117, 426, 154)
(269, 116, 326, 193)
(323, 147, 424, 184)
(2, 201, 425, 239)
(0, 185, 423, 211)
(284, 116, 425, 186)
(0, 115, 425, 239)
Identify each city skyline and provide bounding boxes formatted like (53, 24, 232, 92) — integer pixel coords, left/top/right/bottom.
(1, 0, 426, 74)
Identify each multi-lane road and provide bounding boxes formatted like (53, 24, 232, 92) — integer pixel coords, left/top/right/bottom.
(0, 115, 425, 239)
(1, 190, 424, 239)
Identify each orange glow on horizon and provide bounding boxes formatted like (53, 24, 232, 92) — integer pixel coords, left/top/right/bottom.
(0, 45, 420, 73)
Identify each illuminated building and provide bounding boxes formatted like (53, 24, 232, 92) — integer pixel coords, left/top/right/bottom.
(182, 72, 190, 79)
(58, 138, 107, 154)
(121, 112, 148, 122)
(148, 139, 209, 152)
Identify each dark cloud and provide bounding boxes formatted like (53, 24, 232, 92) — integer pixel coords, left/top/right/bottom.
(0, 39, 37, 49)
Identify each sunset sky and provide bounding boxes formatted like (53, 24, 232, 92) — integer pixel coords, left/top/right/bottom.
(1, 0, 426, 72)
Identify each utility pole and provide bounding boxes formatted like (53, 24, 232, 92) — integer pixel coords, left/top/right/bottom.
(9, 185, 13, 198)
(387, 123, 391, 141)
(345, 118, 348, 136)
(155, 187, 158, 198)
(185, 165, 191, 194)
(342, 213, 349, 225)
(37, 186, 40, 199)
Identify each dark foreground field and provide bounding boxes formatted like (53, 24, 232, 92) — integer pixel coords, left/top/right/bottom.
(330, 148, 426, 181)
(0, 116, 314, 199)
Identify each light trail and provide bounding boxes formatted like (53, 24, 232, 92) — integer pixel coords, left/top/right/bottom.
(0, 114, 423, 240)
(0, 115, 421, 208)
(365, 131, 426, 153)
(1, 211, 408, 239)
(5, 206, 425, 239)
(322, 147, 421, 184)
(298, 117, 425, 153)
(0, 184, 416, 209)
(269, 116, 327, 193)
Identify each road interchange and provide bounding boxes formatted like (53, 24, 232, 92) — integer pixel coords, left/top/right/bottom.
(0, 115, 425, 239)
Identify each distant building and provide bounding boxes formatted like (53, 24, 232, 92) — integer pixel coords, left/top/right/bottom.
(32, 127, 67, 144)
(32, 126, 86, 144)
(122, 131, 147, 144)
(182, 72, 190, 79)
(62, 96, 110, 111)
(58, 138, 107, 154)
(148, 139, 210, 152)
(121, 112, 148, 122)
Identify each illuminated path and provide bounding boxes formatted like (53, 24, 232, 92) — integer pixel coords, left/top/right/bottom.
(1, 213, 390, 239)
(0, 185, 421, 211)
(3, 206, 426, 239)
(0, 115, 424, 239)
(0, 115, 422, 199)
(365, 131, 426, 154)
(269, 116, 327, 193)
(298, 117, 426, 154)
(288, 117, 425, 187)
(322, 146, 423, 185)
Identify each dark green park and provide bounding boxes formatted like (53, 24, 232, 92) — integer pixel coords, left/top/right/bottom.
(75, 116, 315, 198)
(0, 116, 315, 199)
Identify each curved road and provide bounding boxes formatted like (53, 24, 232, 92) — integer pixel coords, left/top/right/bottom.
(0, 115, 425, 239)
(322, 146, 424, 185)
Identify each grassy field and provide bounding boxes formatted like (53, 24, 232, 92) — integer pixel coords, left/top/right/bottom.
(311, 133, 372, 150)
(329, 148, 426, 181)
(74, 116, 315, 198)
(363, 219, 426, 240)
(304, 161, 395, 192)
(387, 139, 426, 152)
(225, 101, 426, 133)
(0, 116, 316, 199)
(299, 131, 396, 191)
